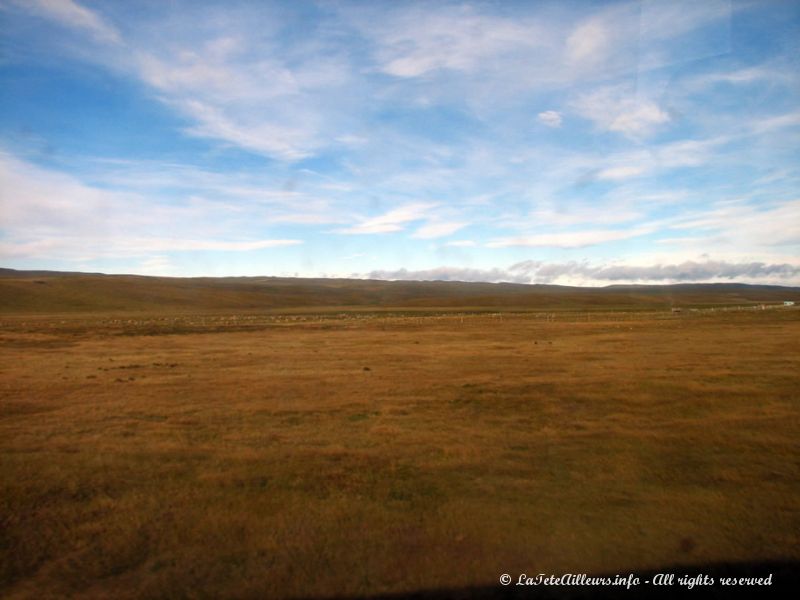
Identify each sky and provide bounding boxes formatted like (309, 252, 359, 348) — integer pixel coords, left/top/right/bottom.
(0, 0, 799, 286)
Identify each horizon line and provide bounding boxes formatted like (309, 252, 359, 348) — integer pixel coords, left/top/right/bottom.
(2, 266, 800, 290)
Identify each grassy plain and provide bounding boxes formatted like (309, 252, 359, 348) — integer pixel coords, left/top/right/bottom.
(1, 304, 799, 598)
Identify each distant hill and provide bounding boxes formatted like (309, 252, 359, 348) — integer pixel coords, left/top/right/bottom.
(1, 268, 799, 314)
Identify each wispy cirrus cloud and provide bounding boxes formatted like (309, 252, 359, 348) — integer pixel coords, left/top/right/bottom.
(0, 151, 302, 260)
(0, 237, 301, 260)
(8, 0, 122, 44)
(335, 203, 436, 235)
(174, 99, 318, 161)
(6, 0, 356, 161)
(595, 165, 647, 181)
(132, 36, 358, 161)
(669, 199, 800, 247)
(570, 136, 729, 185)
(486, 225, 656, 249)
(412, 221, 468, 240)
(357, 4, 548, 79)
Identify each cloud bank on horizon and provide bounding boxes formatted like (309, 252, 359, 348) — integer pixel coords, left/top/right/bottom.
(0, 0, 798, 286)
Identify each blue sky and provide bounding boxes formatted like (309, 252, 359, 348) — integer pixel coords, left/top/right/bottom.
(1, 0, 799, 285)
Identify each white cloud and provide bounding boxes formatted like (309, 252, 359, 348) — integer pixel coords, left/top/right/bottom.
(156, 239, 301, 252)
(335, 134, 368, 146)
(654, 138, 724, 168)
(568, 136, 726, 185)
(572, 86, 670, 139)
(0, 151, 304, 261)
(509, 258, 800, 285)
(335, 203, 436, 235)
(670, 199, 800, 248)
(176, 99, 317, 161)
(363, 5, 546, 78)
(138, 255, 174, 276)
(520, 203, 644, 229)
(487, 225, 655, 249)
(9, 1, 357, 162)
(596, 165, 646, 181)
(12, 0, 121, 44)
(364, 259, 800, 286)
(572, 85, 670, 139)
(135, 45, 300, 102)
(566, 19, 609, 67)
(138, 41, 351, 161)
(366, 266, 527, 284)
(693, 65, 793, 88)
(537, 110, 562, 128)
(610, 103, 670, 138)
(412, 221, 467, 239)
(750, 110, 800, 135)
(0, 237, 301, 261)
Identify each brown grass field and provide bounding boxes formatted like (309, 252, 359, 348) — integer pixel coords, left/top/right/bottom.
(1, 273, 799, 598)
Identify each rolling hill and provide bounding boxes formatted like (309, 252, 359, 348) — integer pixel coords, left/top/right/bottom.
(1, 268, 799, 314)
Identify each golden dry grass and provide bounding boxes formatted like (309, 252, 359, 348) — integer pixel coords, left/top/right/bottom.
(1, 308, 798, 598)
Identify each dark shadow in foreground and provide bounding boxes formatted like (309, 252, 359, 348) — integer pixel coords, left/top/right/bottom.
(299, 560, 798, 600)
